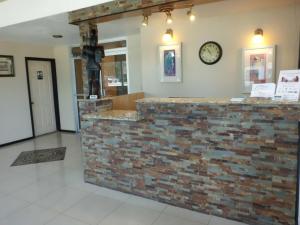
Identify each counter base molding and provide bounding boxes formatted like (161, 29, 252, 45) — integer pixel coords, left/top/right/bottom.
(81, 99, 300, 225)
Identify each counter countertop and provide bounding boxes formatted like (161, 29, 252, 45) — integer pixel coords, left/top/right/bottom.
(77, 97, 114, 102)
(82, 110, 139, 121)
(136, 97, 300, 105)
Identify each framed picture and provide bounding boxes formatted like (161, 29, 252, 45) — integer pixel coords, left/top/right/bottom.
(0, 55, 15, 77)
(242, 46, 276, 93)
(159, 43, 182, 82)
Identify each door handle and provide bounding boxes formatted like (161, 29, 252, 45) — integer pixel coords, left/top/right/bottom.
(31, 102, 34, 105)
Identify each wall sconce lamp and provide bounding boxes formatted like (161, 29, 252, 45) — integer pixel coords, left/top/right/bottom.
(253, 28, 264, 44)
(166, 11, 173, 24)
(142, 14, 149, 27)
(163, 29, 173, 42)
(187, 6, 196, 22)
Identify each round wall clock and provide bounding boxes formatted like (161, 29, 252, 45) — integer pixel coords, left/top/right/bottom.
(199, 41, 223, 65)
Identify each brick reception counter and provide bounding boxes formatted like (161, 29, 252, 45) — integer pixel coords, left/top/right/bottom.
(80, 97, 300, 225)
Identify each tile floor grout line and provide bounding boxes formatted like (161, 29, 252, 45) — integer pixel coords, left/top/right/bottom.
(56, 191, 124, 225)
(39, 205, 65, 225)
(62, 202, 122, 225)
(95, 196, 131, 225)
(149, 204, 168, 225)
(0, 200, 36, 221)
(42, 204, 91, 225)
(163, 205, 213, 225)
(59, 211, 93, 225)
(9, 168, 60, 183)
(207, 214, 213, 225)
(0, 199, 31, 221)
(10, 181, 68, 206)
(43, 189, 90, 214)
(0, 177, 37, 196)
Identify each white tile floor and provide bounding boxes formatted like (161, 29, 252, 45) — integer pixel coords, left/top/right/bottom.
(0, 132, 248, 225)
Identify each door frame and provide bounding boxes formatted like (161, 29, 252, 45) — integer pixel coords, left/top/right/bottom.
(71, 56, 81, 132)
(25, 57, 61, 137)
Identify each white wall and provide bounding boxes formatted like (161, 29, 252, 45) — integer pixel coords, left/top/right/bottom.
(140, 0, 300, 97)
(0, 42, 77, 145)
(54, 46, 76, 131)
(0, 41, 54, 145)
(0, 0, 110, 28)
(127, 33, 142, 93)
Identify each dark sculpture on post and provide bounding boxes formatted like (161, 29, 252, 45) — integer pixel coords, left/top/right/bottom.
(82, 28, 105, 98)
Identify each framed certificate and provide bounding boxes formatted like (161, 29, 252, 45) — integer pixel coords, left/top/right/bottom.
(242, 46, 276, 93)
(0, 55, 15, 77)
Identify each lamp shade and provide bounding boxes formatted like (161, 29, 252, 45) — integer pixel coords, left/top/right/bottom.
(253, 28, 264, 44)
(163, 29, 173, 42)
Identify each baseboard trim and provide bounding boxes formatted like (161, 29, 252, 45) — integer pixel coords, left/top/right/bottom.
(60, 129, 76, 133)
(0, 136, 34, 148)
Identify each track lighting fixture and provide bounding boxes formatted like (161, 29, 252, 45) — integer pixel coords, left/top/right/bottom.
(142, 14, 149, 27)
(159, 6, 174, 25)
(166, 11, 173, 24)
(187, 6, 196, 22)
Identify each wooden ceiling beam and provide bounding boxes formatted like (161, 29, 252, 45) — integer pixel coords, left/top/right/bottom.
(69, 0, 224, 25)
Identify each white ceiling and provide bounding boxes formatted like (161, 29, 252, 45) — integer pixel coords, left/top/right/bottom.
(0, 12, 141, 46)
(0, 0, 111, 28)
(0, 13, 80, 45)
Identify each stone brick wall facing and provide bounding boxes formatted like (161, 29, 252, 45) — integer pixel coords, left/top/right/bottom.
(78, 99, 112, 117)
(81, 101, 300, 225)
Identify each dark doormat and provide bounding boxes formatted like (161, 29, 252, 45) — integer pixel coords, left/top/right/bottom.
(11, 147, 66, 166)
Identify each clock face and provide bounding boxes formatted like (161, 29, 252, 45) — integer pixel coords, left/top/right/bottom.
(199, 41, 222, 65)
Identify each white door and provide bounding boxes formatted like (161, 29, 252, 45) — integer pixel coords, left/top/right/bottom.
(28, 60, 57, 136)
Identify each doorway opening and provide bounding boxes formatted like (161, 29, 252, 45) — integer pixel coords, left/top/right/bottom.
(25, 57, 60, 137)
